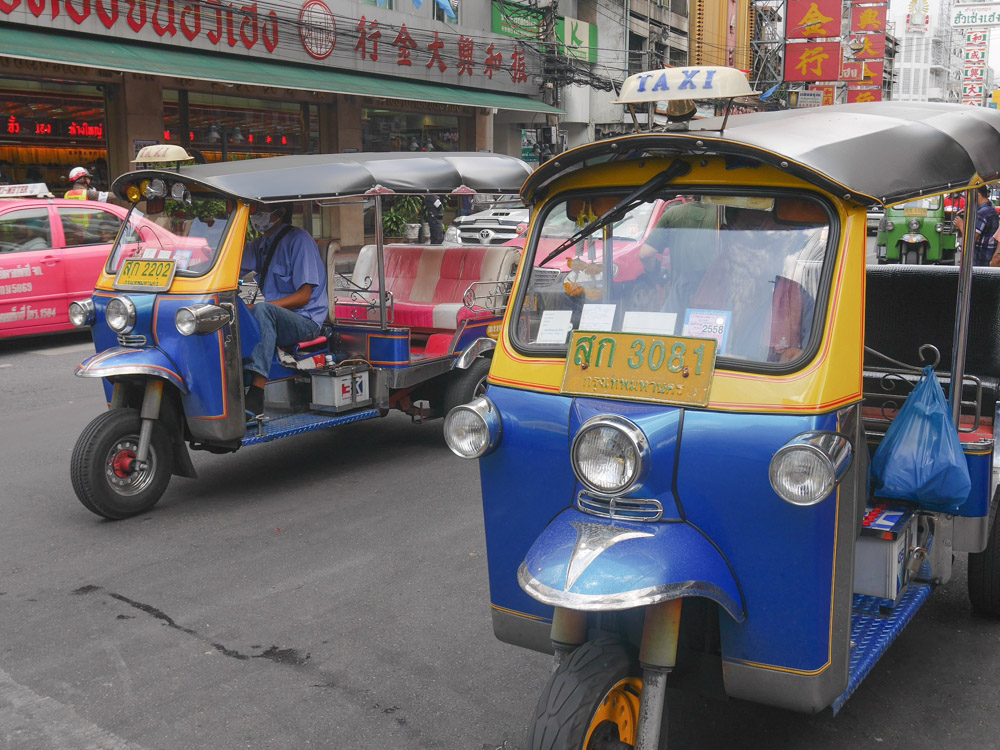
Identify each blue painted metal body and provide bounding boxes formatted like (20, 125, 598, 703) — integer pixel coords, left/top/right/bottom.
(480, 383, 844, 675)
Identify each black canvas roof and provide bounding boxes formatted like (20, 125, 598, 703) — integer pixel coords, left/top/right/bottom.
(523, 102, 1000, 207)
(114, 152, 533, 203)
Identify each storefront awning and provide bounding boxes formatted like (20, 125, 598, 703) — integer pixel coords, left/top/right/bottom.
(0, 25, 562, 115)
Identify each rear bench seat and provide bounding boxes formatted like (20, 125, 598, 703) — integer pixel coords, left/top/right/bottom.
(864, 264, 1000, 419)
(330, 243, 520, 331)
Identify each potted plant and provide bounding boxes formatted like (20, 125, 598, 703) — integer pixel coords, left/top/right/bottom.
(382, 195, 423, 242)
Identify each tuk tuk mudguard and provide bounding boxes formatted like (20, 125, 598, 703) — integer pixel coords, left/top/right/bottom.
(480, 385, 863, 714)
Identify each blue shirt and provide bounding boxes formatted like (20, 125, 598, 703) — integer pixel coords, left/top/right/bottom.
(973, 200, 999, 266)
(242, 224, 328, 326)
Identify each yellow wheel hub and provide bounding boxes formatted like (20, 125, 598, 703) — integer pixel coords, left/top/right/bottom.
(584, 676, 642, 748)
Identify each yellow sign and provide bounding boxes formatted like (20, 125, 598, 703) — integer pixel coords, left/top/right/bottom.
(114, 258, 177, 292)
(487, 321, 502, 339)
(903, 207, 925, 217)
(561, 332, 716, 407)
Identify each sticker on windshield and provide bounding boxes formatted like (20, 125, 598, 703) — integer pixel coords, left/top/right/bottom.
(622, 311, 677, 335)
(579, 304, 616, 332)
(683, 309, 731, 354)
(536, 309, 574, 344)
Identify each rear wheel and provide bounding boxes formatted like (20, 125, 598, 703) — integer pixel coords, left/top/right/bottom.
(443, 357, 491, 414)
(527, 638, 664, 750)
(70, 408, 174, 520)
(969, 502, 1000, 616)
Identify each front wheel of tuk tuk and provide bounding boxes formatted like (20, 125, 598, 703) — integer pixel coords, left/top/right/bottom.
(70, 408, 174, 520)
(443, 357, 491, 414)
(527, 638, 665, 750)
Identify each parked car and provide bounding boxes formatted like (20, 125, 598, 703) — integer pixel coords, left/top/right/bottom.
(445, 196, 529, 245)
(0, 185, 130, 338)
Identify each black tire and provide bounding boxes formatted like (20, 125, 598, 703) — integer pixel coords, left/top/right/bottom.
(969, 502, 1000, 616)
(70, 408, 174, 520)
(443, 357, 491, 414)
(527, 638, 659, 750)
(903, 248, 919, 265)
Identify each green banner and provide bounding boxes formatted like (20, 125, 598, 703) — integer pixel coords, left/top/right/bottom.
(556, 16, 598, 64)
(492, 0, 544, 40)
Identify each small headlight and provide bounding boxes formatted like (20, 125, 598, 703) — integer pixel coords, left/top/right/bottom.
(175, 303, 231, 336)
(908, 218, 921, 231)
(444, 396, 501, 458)
(571, 415, 649, 496)
(144, 178, 167, 200)
(69, 298, 96, 328)
(935, 222, 944, 233)
(170, 182, 192, 206)
(125, 184, 142, 204)
(105, 296, 136, 333)
(886, 221, 895, 231)
(769, 432, 852, 506)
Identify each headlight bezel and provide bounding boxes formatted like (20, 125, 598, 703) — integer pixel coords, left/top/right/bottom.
(68, 298, 96, 328)
(768, 431, 853, 507)
(908, 218, 922, 232)
(174, 303, 232, 336)
(105, 295, 137, 334)
(444, 396, 502, 458)
(571, 415, 650, 497)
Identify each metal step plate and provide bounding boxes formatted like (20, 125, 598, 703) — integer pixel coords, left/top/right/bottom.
(832, 582, 932, 715)
(242, 408, 381, 446)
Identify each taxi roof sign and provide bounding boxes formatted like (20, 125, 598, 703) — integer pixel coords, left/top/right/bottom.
(132, 144, 194, 164)
(0, 183, 54, 199)
(614, 66, 758, 105)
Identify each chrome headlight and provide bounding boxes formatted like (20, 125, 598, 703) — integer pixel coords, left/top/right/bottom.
(769, 432, 852, 507)
(444, 396, 501, 458)
(144, 178, 167, 200)
(908, 218, 921, 231)
(175, 303, 232, 336)
(886, 221, 895, 231)
(105, 296, 136, 333)
(571, 415, 649, 496)
(68, 298, 96, 328)
(444, 225, 461, 243)
(935, 222, 944, 233)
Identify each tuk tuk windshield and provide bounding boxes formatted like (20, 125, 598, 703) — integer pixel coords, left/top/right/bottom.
(895, 196, 942, 211)
(105, 189, 233, 277)
(514, 192, 832, 366)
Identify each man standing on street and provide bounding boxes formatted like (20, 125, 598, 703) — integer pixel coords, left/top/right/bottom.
(954, 185, 999, 266)
(64, 167, 109, 202)
(241, 205, 328, 417)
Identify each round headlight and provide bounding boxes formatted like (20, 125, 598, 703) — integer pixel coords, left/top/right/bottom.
(444, 396, 501, 458)
(571, 415, 649, 496)
(144, 178, 167, 200)
(935, 222, 944, 233)
(768, 432, 852, 507)
(170, 182, 192, 206)
(908, 218, 921, 231)
(105, 296, 136, 333)
(125, 184, 142, 204)
(175, 306, 198, 336)
(886, 221, 895, 231)
(68, 298, 95, 328)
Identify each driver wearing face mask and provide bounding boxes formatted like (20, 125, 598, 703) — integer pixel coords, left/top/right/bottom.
(240, 205, 328, 417)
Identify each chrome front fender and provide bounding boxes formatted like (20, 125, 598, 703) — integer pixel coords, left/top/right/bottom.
(518, 508, 745, 622)
(76, 347, 189, 395)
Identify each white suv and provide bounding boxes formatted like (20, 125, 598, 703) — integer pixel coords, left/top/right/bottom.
(445, 197, 529, 245)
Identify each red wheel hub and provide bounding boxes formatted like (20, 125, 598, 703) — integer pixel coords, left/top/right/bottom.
(112, 449, 136, 478)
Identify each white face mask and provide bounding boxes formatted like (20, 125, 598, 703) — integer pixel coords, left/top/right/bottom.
(251, 209, 279, 233)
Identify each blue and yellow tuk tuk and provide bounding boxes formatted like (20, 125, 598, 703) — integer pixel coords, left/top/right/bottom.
(69, 150, 530, 519)
(445, 68, 1000, 748)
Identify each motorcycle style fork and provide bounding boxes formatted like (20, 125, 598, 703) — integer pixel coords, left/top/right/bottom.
(111, 379, 163, 471)
(551, 600, 683, 749)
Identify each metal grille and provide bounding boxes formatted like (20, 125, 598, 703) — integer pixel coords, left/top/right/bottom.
(576, 492, 663, 522)
(117, 333, 147, 347)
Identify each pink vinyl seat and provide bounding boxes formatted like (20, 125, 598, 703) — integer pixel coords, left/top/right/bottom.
(331, 243, 520, 331)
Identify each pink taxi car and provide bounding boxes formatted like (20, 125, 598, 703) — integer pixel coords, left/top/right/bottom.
(0, 184, 129, 339)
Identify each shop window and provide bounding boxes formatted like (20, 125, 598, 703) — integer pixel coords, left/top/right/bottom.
(58, 208, 122, 248)
(362, 109, 462, 152)
(433, 0, 459, 24)
(0, 208, 51, 254)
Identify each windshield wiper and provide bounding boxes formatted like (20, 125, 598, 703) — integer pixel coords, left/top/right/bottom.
(538, 159, 691, 267)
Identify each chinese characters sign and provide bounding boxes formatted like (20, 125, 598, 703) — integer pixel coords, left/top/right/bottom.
(784, 42, 840, 81)
(787, 0, 843, 39)
(952, 3, 1000, 27)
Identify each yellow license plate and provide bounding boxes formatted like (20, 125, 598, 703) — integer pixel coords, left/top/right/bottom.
(561, 332, 716, 407)
(903, 208, 925, 217)
(114, 258, 177, 292)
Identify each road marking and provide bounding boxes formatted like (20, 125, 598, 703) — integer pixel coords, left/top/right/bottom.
(0, 363, 10, 369)
(31, 342, 94, 356)
(0, 666, 147, 750)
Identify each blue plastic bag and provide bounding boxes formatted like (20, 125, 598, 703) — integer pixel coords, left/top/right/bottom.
(871, 366, 971, 507)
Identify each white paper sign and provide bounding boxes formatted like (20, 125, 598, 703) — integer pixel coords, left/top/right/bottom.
(622, 311, 677, 335)
(682, 309, 731, 352)
(579, 304, 617, 332)
(536, 310, 574, 344)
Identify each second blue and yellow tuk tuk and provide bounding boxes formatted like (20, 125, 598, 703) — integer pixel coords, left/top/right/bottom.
(446, 69, 1000, 748)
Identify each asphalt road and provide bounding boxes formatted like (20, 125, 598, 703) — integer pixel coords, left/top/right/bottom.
(1, 332, 999, 750)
